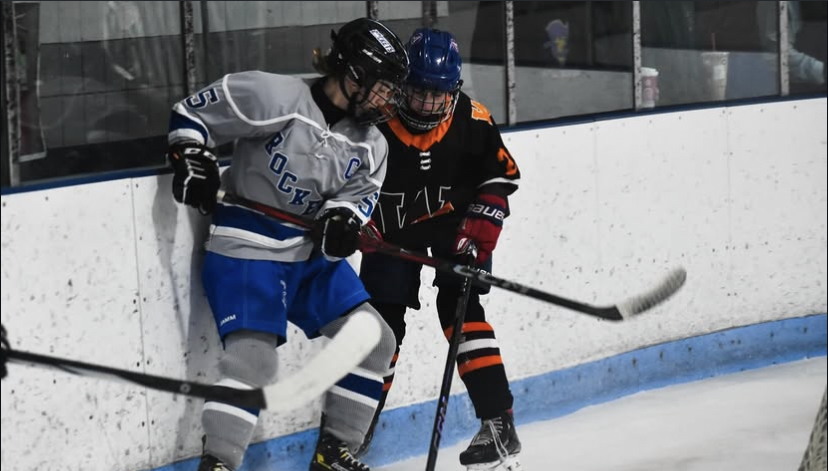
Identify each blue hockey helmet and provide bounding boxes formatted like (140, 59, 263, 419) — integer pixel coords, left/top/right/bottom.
(399, 28, 464, 132)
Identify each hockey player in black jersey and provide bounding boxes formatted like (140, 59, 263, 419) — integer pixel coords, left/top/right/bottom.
(358, 28, 522, 470)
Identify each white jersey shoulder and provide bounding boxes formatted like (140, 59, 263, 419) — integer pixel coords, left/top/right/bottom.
(221, 72, 316, 126)
(169, 72, 319, 146)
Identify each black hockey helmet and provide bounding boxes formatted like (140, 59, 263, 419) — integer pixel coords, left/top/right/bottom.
(318, 18, 410, 126)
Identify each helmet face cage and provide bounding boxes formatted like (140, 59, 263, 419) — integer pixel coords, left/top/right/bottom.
(344, 63, 403, 127)
(399, 85, 461, 132)
(353, 81, 399, 126)
(328, 19, 409, 126)
(399, 28, 463, 132)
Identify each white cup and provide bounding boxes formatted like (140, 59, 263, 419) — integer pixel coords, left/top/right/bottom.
(701, 52, 729, 101)
(641, 67, 659, 108)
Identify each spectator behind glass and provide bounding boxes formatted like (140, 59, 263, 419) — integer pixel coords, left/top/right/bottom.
(757, 1, 826, 86)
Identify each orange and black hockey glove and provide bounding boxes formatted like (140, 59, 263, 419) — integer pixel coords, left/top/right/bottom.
(454, 194, 509, 265)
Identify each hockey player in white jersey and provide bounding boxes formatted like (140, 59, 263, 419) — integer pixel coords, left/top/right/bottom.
(166, 18, 408, 471)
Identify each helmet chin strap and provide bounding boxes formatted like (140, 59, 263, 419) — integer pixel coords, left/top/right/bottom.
(340, 74, 371, 116)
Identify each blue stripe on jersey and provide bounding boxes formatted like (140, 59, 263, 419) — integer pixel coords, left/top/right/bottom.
(169, 110, 209, 142)
(335, 372, 383, 400)
(213, 204, 307, 240)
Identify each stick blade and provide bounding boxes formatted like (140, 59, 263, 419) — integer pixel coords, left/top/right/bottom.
(616, 267, 687, 319)
(261, 311, 381, 411)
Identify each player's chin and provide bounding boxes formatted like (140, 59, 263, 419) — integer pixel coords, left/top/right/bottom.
(358, 103, 397, 124)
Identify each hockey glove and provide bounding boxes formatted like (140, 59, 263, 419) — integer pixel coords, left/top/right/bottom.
(311, 207, 362, 260)
(359, 219, 383, 253)
(454, 194, 509, 264)
(167, 141, 221, 214)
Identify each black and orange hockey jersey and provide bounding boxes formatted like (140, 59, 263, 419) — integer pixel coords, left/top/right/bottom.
(373, 92, 520, 247)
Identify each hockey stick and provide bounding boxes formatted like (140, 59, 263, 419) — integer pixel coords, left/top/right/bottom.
(5, 311, 380, 411)
(425, 248, 475, 471)
(218, 191, 687, 321)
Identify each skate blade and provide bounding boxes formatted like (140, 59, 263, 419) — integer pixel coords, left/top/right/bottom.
(465, 456, 523, 471)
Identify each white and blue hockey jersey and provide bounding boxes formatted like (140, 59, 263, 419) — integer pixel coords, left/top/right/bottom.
(168, 71, 388, 262)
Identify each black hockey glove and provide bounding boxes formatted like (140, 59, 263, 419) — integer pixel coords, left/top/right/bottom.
(311, 207, 361, 260)
(167, 141, 220, 214)
(1, 324, 9, 379)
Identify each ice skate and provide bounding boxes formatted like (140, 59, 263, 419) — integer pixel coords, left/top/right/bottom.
(197, 453, 233, 471)
(310, 431, 370, 471)
(460, 411, 522, 471)
(465, 455, 523, 471)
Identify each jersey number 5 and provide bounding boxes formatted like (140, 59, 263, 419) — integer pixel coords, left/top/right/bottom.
(185, 88, 219, 109)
